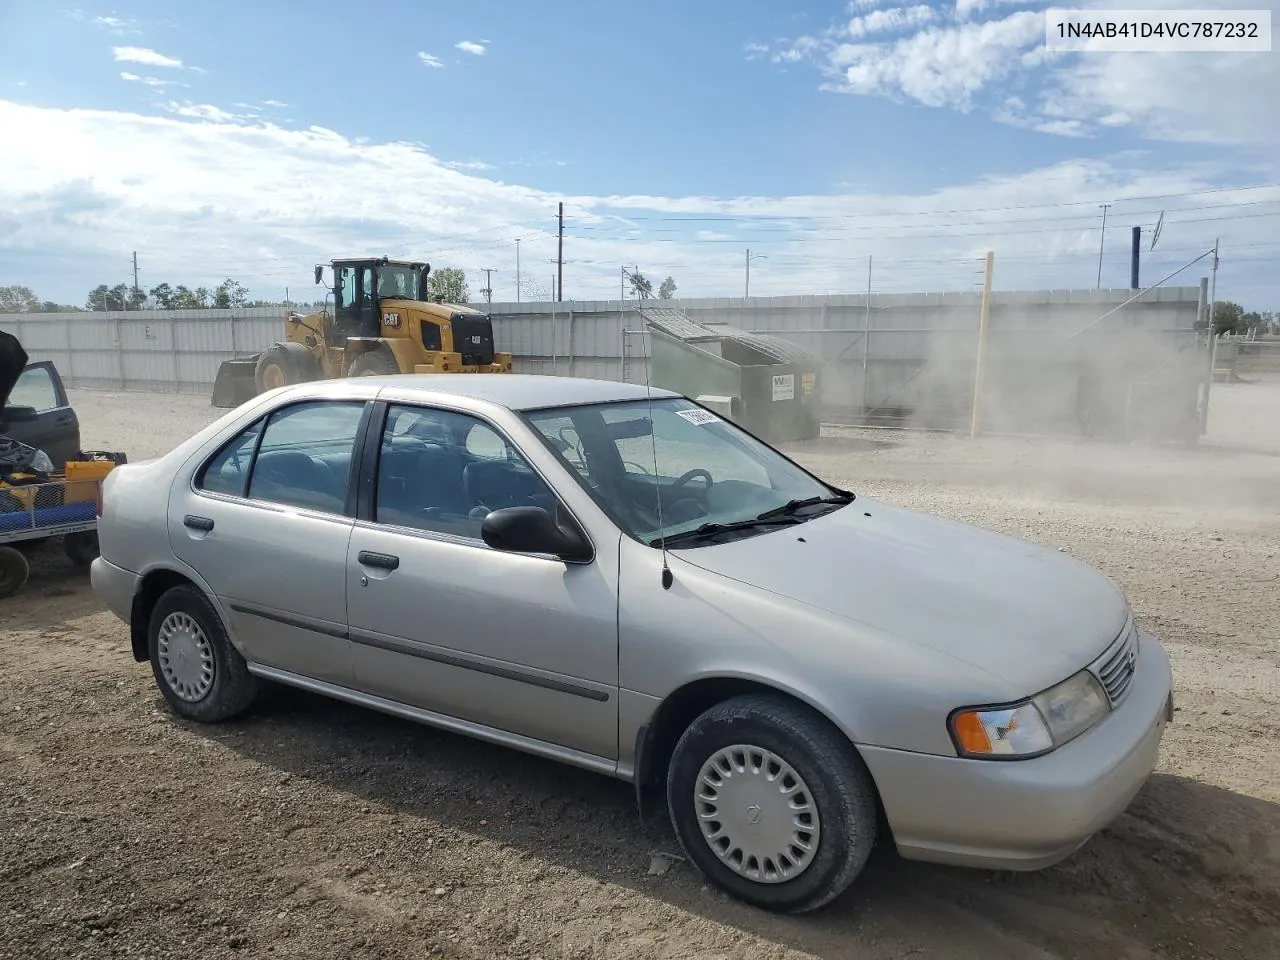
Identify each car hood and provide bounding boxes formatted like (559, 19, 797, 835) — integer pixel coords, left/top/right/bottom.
(0, 330, 29, 410)
(675, 498, 1129, 691)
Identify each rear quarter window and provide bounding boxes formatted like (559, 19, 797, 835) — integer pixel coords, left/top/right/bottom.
(197, 419, 264, 497)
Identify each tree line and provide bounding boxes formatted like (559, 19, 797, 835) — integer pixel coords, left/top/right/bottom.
(0, 280, 319, 314)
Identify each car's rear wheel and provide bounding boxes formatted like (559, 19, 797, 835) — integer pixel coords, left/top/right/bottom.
(148, 585, 258, 722)
(666, 693, 878, 914)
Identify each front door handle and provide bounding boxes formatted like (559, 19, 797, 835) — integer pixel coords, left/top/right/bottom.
(183, 515, 215, 532)
(357, 550, 399, 571)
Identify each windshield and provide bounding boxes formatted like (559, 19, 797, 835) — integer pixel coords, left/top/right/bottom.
(524, 397, 846, 547)
(376, 265, 421, 300)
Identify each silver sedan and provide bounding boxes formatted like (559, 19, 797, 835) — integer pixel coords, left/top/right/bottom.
(92, 374, 1174, 913)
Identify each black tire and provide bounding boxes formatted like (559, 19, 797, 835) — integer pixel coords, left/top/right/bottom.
(0, 545, 30, 599)
(254, 342, 319, 394)
(147, 585, 258, 722)
(666, 694, 878, 914)
(63, 530, 99, 567)
(347, 348, 401, 377)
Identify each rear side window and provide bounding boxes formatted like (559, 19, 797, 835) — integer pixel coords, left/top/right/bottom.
(246, 401, 366, 514)
(198, 419, 264, 497)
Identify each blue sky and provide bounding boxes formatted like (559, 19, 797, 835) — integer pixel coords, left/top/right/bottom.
(1, 0, 1277, 308)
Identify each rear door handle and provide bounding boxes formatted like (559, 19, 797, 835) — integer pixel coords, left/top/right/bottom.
(357, 550, 399, 571)
(183, 515, 215, 531)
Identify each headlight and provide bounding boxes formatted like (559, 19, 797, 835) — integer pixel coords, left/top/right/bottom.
(950, 670, 1109, 759)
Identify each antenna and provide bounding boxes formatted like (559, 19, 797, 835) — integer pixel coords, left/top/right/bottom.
(636, 301, 672, 590)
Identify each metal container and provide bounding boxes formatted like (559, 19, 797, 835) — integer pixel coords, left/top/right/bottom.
(644, 308, 822, 443)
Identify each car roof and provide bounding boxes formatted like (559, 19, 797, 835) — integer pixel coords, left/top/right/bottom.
(279, 374, 681, 412)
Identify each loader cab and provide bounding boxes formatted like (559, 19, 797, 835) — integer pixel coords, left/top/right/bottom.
(327, 258, 430, 343)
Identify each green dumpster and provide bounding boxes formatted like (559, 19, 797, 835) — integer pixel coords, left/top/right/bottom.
(643, 308, 822, 443)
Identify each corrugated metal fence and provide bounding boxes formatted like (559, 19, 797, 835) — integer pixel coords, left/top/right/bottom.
(1, 285, 1209, 432)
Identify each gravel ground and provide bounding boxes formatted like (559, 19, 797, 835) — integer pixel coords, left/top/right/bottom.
(2, 382, 1279, 960)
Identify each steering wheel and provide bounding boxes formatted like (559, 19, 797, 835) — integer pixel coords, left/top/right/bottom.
(669, 468, 714, 500)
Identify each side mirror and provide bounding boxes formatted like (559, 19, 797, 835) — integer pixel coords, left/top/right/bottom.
(1, 404, 38, 423)
(481, 506, 592, 563)
(314, 265, 324, 285)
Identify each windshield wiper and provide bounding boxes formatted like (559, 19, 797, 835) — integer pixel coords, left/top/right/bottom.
(653, 515, 802, 548)
(755, 492, 854, 521)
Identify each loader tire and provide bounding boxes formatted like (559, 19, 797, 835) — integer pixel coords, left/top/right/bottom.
(254, 342, 318, 394)
(347, 349, 401, 377)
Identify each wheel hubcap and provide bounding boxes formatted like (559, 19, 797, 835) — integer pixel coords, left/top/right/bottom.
(157, 612, 215, 702)
(694, 744, 821, 884)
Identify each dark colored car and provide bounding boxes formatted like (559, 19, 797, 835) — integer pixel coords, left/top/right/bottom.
(0, 330, 81, 471)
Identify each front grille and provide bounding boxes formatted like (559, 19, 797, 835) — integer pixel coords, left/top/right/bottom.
(450, 314, 496, 367)
(1092, 618, 1139, 706)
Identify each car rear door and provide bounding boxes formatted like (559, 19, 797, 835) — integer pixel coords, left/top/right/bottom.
(167, 399, 370, 687)
(1, 362, 80, 470)
(344, 401, 620, 762)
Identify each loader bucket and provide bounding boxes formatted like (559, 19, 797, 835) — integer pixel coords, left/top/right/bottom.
(212, 357, 260, 408)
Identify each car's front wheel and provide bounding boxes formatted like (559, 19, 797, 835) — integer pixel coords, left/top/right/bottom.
(148, 585, 258, 722)
(666, 694, 878, 913)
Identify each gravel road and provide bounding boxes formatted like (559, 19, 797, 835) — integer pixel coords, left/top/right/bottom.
(2, 381, 1278, 960)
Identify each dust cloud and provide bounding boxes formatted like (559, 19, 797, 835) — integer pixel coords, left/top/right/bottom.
(809, 298, 1280, 519)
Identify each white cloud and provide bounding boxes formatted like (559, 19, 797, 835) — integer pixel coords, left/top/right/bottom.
(163, 102, 251, 123)
(417, 52, 444, 68)
(954, 0, 1044, 19)
(442, 159, 497, 171)
(112, 46, 184, 69)
(829, 11, 1042, 109)
(261, 99, 289, 108)
(455, 40, 487, 56)
(120, 72, 181, 89)
(847, 5, 936, 38)
(92, 15, 140, 34)
(769, 0, 1280, 150)
(0, 98, 1275, 308)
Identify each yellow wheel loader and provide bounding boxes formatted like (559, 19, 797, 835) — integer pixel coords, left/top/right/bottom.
(212, 257, 513, 407)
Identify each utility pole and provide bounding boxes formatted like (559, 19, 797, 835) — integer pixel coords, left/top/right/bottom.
(131, 251, 140, 307)
(970, 251, 995, 439)
(515, 239, 522, 303)
(1130, 225, 1141, 289)
(1096, 203, 1110, 289)
(480, 268, 494, 304)
(556, 202, 564, 302)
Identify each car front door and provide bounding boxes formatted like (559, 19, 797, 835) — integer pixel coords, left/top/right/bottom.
(345, 402, 620, 762)
(167, 399, 369, 686)
(1, 362, 80, 470)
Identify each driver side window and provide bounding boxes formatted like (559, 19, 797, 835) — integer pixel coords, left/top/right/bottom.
(374, 404, 556, 540)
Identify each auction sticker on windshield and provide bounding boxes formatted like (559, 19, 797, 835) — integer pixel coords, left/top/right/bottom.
(677, 409, 720, 426)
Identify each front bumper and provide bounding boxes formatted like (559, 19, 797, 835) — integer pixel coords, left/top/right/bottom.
(861, 630, 1174, 871)
(90, 556, 139, 625)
